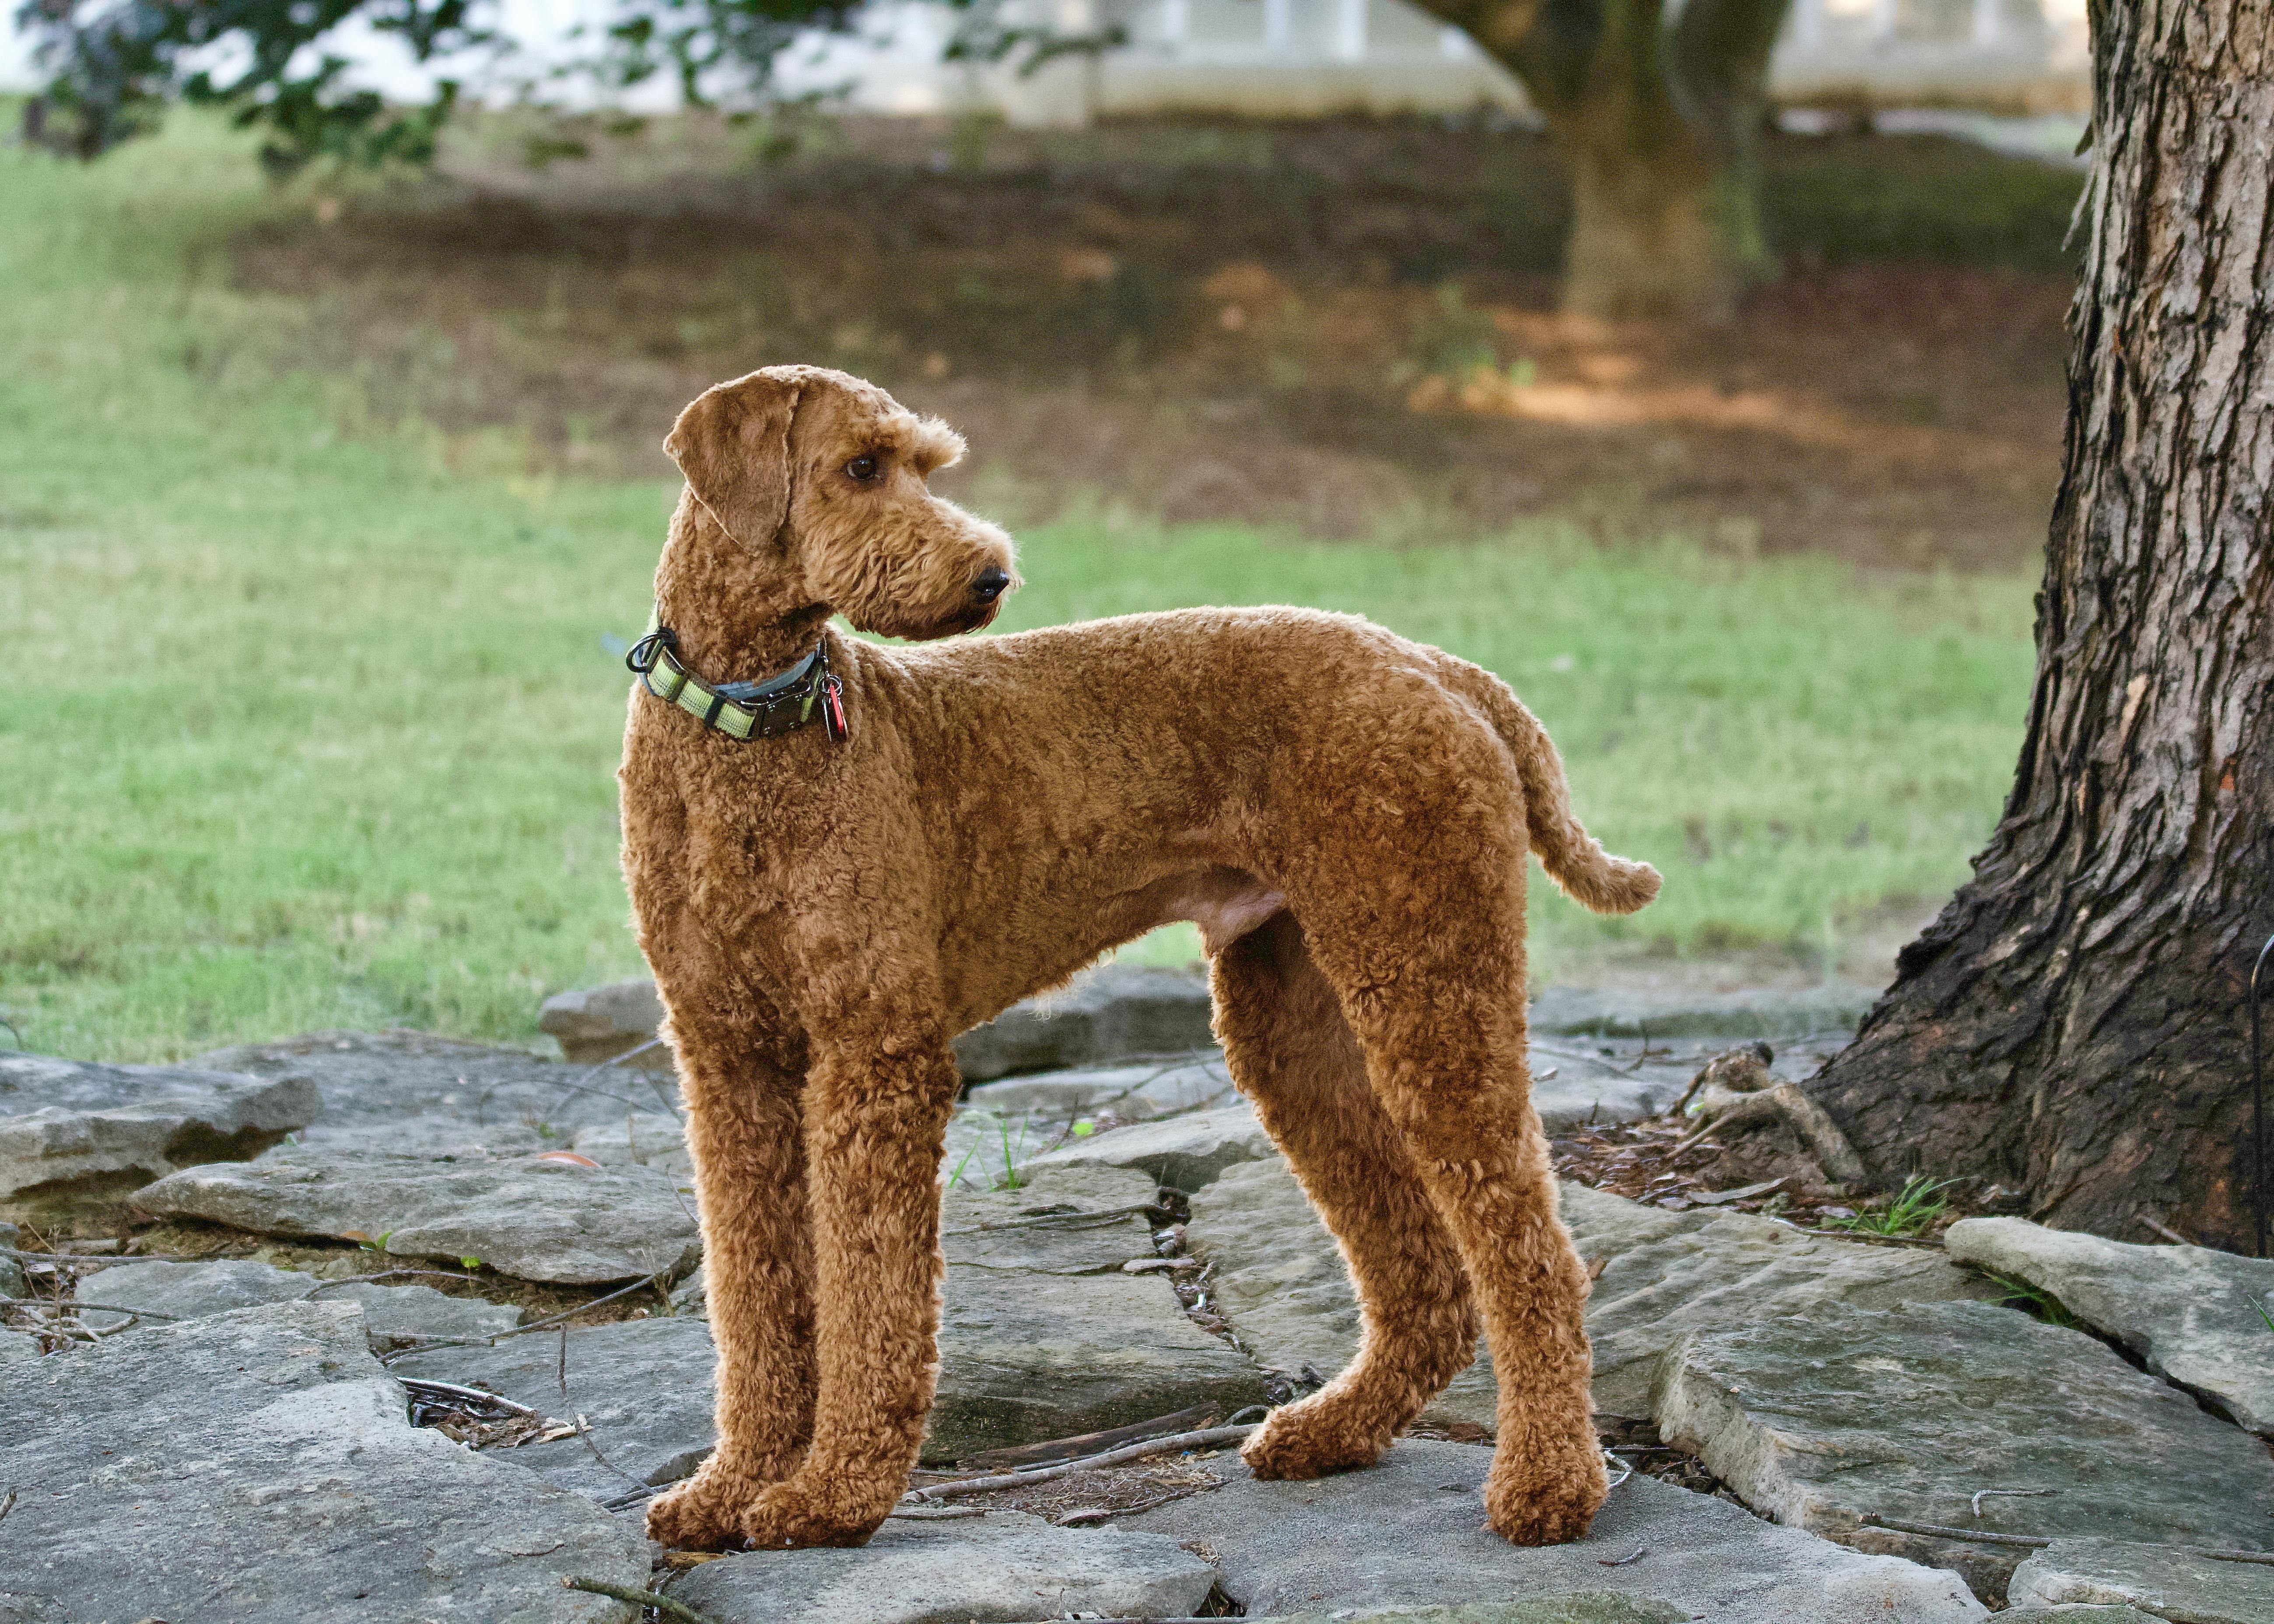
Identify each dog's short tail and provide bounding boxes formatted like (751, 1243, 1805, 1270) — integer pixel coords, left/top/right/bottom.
(1447, 664, 1662, 917)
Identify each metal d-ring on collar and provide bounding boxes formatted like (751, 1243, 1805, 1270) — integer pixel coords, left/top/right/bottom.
(624, 609, 848, 742)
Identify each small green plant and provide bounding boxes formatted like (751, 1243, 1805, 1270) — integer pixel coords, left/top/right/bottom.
(996, 1113, 1031, 1191)
(2253, 1295, 2274, 1334)
(1070, 1119, 1097, 1138)
(459, 1255, 481, 1270)
(1821, 1174, 1957, 1239)
(946, 1135, 983, 1191)
(1984, 1270, 2081, 1330)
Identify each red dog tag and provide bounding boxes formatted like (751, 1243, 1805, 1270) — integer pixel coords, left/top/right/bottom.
(822, 676, 848, 742)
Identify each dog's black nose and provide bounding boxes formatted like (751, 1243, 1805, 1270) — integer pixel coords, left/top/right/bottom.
(971, 567, 1011, 605)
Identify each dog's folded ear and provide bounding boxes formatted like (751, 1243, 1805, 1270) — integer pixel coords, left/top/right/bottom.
(664, 370, 803, 550)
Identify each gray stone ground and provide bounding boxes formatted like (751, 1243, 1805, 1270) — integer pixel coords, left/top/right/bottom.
(669, 1509, 1218, 1622)
(2008, 1540, 2274, 1623)
(1946, 1216, 2274, 1435)
(1653, 1298, 2274, 1597)
(1188, 1156, 1993, 1426)
(0, 1049, 317, 1207)
(393, 1315, 720, 1499)
(74, 1254, 520, 1346)
(132, 1147, 702, 1283)
(1117, 1438, 1990, 1623)
(9, 976, 2272, 1622)
(0, 1299, 649, 1624)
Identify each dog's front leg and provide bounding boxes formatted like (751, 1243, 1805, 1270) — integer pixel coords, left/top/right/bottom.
(645, 1033, 816, 1552)
(732, 1033, 960, 1549)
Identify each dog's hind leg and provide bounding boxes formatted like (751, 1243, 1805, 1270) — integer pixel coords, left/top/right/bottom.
(643, 1015, 816, 1553)
(1215, 910, 1478, 1480)
(1310, 884, 1605, 1547)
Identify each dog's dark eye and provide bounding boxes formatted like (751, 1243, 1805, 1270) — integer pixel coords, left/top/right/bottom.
(845, 455, 881, 483)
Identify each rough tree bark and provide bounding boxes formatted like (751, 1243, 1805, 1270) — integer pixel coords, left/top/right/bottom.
(1803, 0, 2274, 1249)
(1412, 0, 1787, 320)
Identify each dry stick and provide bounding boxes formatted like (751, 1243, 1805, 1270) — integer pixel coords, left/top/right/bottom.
(398, 1378, 546, 1419)
(0, 1488, 16, 1528)
(560, 1575, 717, 1624)
(1672, 1082, 1868, 1186)
(902, 1424, 1256, 1501)
(940, 1204, 1159, 1237)
(378, 1267, 675, 1363)
(2, 1296, 183, 1321)
(1859, 1514, 2274, 1567)
(299, 1267, 483, 1298)
(2141, 1216, 2195, 1246)
(1971, 1487, 2056, 1518)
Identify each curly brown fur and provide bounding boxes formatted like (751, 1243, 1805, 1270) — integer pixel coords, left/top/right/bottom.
(621, 365, 1659, 1553)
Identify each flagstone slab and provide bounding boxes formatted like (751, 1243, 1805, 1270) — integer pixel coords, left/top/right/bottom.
(572, 1111, 692, 1177)
(1118, 1435, 1988, 1623)
(1530, 982, 1883, 1040)
(392, 1314, 719, 1501)
(0, 1299, 648, 1624)
(1020, 1099, 1275, 1193)
(964, 1056, 1239, 1122)
(131, 1147, 702, 1283)
(2009, 1539, 2274, 1623)
(1653, 1299, 2274, 1601)
(665, 1509, 1217, 1623)
(74, 1255, 519, 1348)
(1184, 1160, 1993, 1427)
(929, 1167, 1267, 1460)
(194, 1028, 670, 1148)
(403, 1166, 1256, 1489)
(1945, 1216, 2274, 1435)
(0, 1049, 317, 1210)
(953, 963, 1219, 1082)
(540, 977, 671, 1067)
(1252, 1604, 1690, 1624)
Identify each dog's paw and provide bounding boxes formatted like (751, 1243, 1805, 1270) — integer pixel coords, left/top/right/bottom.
(1480, 1443, 1607, 1547)
(736, 1475, 890, 1550)
(1239, 1396, 1391, 1481)
(646, 1474, 753, 1552)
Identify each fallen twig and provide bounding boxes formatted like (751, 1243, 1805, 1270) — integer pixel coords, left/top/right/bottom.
(378, 1267, 674, 1362)
(397, 1378, 545, 1419)
(1596, 1546, 1646, 1567)
(888, 1504, 988, 1520)
(300, 1267, 483, 1297)
(940, 1204, 1158, 1237)
(2141, 1216, 2194, 1246)
(0, 1488, 16, 1527)
(1051, 1477, 1230, 1525)
(1971, 1487, 2056, 1518)
(1674, 1079, 1867, 1186)
(560, 1575, 717, 1623)
(958, 1403, 1228, 1472)
(1859, 1514, 2274, 1567)
(3, 1296, 183, 1321)
(902, 1424, 1257, 1501)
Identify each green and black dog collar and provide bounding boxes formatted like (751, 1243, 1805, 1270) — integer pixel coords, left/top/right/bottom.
(625, 611, 847, 742)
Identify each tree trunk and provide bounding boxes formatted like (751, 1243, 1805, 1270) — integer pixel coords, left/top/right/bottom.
(1803, 0, 2274, 1250)
(1560, 96, 1745, 321)
(1412, 0, 1785, 321)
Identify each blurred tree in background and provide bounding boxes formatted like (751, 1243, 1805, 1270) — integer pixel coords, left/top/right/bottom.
(16, 0, 1786, 319)
(1411, 0, 1790, 319)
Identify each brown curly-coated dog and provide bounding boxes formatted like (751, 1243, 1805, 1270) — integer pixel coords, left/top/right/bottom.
(620, 364, 1661, 1555)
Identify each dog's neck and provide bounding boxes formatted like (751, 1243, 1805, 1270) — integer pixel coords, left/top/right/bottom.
(653, 496, 833, 681)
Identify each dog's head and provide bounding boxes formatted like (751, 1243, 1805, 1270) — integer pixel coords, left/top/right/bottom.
(665, 365, 1020, 640)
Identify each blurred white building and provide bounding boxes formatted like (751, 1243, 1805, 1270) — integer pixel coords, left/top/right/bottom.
(0, 0, 2090, 125)
(795, 0, 2088, 125)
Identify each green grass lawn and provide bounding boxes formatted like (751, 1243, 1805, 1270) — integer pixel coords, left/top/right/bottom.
(0, 116, 2040, 1063)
